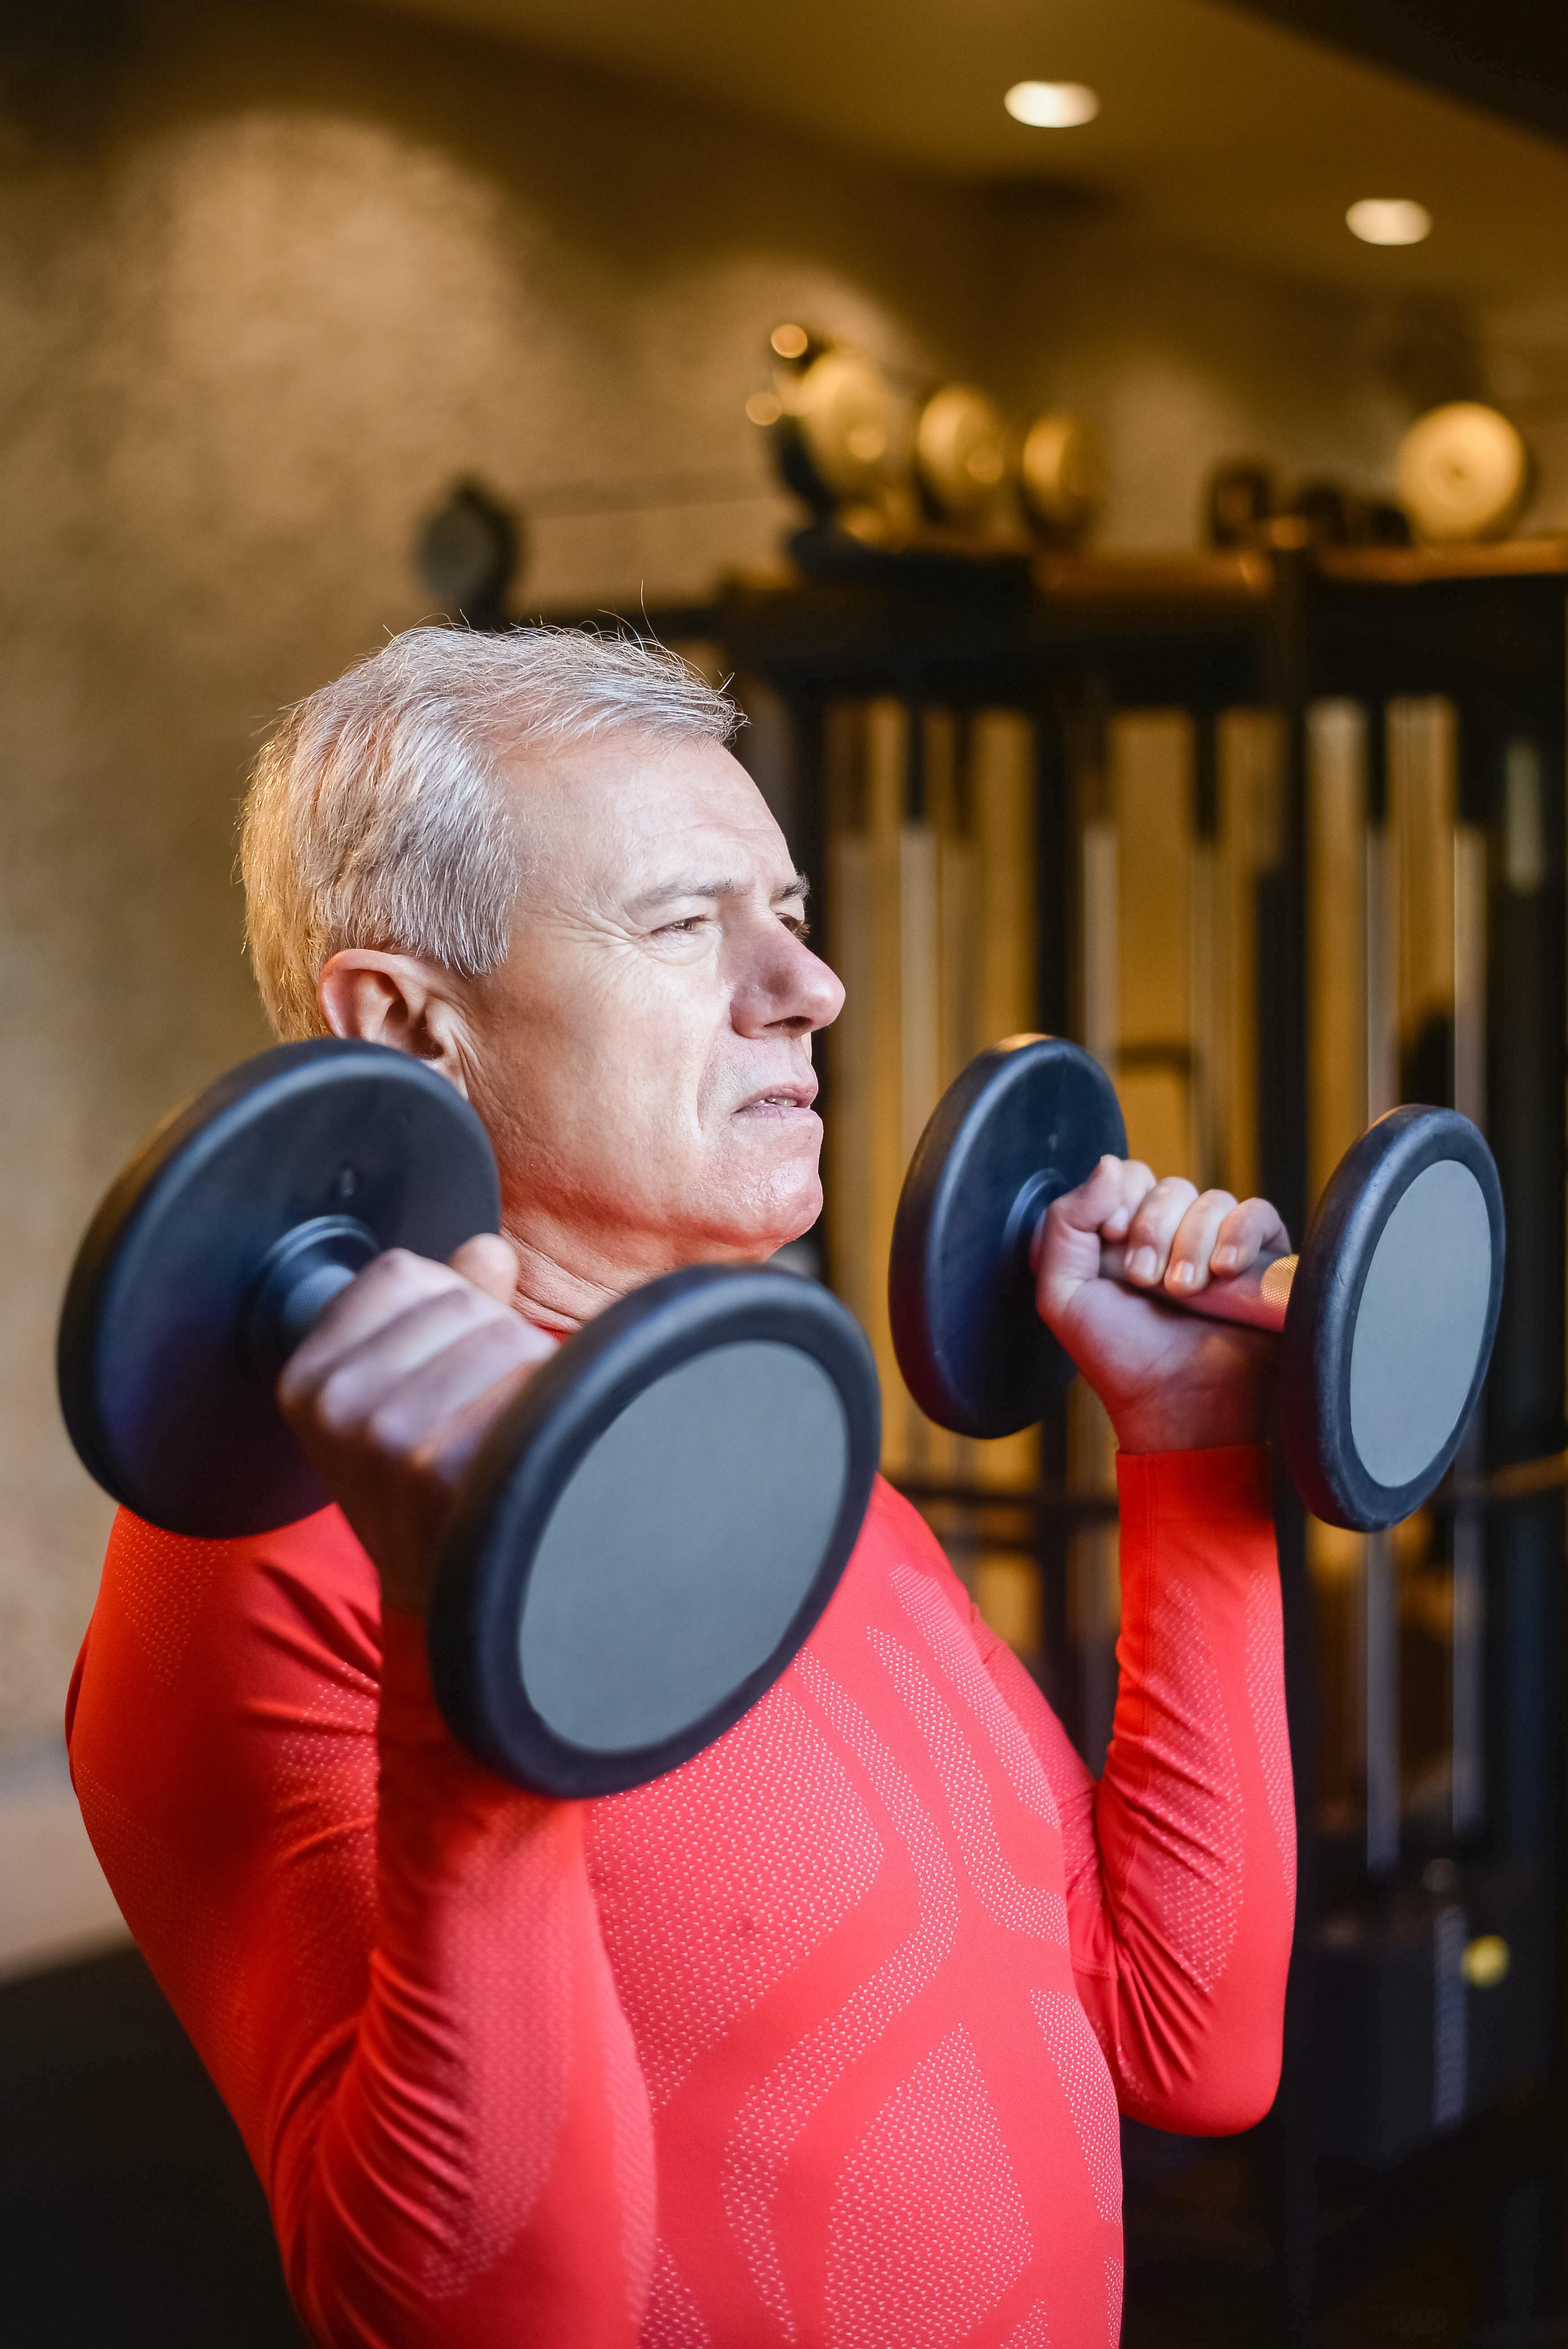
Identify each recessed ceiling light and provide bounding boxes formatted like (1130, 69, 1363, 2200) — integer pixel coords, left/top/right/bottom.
(1347, 198, 1432, 247)
(1004, 81, 1100, 129)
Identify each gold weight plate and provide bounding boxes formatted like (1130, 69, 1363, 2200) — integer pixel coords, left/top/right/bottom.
(1397, 402, 1530, 544)
(916, 383, 1008, 520)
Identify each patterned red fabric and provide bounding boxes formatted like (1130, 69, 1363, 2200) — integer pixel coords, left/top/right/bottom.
(66, 1446, 1291, 2349)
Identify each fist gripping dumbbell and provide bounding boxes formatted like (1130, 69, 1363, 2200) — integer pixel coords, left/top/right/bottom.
(59, 1041, 879, 1795)
(889, 1036, 1504, 1531)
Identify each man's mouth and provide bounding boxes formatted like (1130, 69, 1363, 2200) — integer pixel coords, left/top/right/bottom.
(735, 1083, 818, 1115)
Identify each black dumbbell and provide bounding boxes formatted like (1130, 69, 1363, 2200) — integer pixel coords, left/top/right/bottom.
(889, 1035, 1505, 1533)
(59, 1041, 879, 1794)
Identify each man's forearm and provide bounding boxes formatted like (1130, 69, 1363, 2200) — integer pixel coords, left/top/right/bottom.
(1076, 1445, 1294, 2134)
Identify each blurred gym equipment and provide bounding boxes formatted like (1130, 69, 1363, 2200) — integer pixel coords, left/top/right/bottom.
(1020, 412, 1101, 546)
(1397, 402, 1533, 544)
(914, 383, 1009, 523)
(766, 339, 913, 525)
(414, 479, 520, 631)
(1208, 458, 1278, 546)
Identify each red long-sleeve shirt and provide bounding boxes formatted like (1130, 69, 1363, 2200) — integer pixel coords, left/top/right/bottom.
(66, 1446, 1292, 2349)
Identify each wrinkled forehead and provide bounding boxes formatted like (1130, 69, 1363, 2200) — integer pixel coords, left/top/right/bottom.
(506, 734, 792, 906)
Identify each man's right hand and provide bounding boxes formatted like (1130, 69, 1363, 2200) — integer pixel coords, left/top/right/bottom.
(276, 1235, 556, 1617)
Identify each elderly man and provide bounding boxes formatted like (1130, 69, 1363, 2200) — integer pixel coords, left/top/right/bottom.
(67, 627, 1294, 2349)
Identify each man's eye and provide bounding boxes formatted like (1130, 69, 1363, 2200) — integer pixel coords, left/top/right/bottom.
(782, 915, 811, 941)
(658, 915, 707, 936)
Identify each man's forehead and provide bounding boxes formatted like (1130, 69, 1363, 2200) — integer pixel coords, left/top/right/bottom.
(509, 735, 796, 897)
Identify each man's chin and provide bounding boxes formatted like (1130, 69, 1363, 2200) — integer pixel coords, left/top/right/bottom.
(697, 1174, 822, 1264)
(690, 1126, 821, 1247)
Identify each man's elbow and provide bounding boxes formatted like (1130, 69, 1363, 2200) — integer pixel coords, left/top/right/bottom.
(1131, 2041, 1283, 2138)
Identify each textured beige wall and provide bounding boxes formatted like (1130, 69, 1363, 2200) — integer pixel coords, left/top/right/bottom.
(0, 0, 1410, 1753)
(989, 203, 1408, 546)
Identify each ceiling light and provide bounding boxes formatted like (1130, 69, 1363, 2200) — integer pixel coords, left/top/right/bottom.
(770, 323, 809, 360)
(1347, 198, 1432, 247)
(1004, 81, 1099, 129)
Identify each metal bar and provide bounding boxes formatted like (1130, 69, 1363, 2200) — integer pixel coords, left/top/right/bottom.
(1262, 550, 1317, 2349)
(1452, 1479, 1486, 1836)
(1451, 789, 1488, 1839)
(1365, 1527, 1401, 1876)
(891, 1474, 1120, 1524)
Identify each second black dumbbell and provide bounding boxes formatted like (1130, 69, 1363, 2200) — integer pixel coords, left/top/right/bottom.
(889, 1035, 1504, 1532)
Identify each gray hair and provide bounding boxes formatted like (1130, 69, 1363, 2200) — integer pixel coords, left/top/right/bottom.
(240, 623, 742, 1039)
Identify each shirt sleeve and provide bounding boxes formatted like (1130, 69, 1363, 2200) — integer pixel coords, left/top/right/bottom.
(65, 1509, 655, 2349)
(970, 1443, 1294, 2135)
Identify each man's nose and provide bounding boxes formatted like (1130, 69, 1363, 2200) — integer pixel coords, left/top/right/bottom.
(734, 931, 845, 1036)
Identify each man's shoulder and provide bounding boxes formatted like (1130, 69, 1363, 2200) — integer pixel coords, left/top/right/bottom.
(827, 1472, 976, 1634)
(78, 1502, 383, 1729)
(861, 1471, 960, 1560)
(103, 1498, 378, 1611)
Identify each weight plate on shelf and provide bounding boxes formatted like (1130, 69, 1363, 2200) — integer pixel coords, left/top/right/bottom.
(1396, 402, 1531, 545)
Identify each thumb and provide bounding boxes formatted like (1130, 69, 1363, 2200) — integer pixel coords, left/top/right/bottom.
(1033, 1155, 1131, 1324)
(448, 1231, 521, 1306)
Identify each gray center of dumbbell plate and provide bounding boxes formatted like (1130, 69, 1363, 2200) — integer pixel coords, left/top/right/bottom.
(1348, 1158, 1494, 1491)
(518, 1340, 849, 1752)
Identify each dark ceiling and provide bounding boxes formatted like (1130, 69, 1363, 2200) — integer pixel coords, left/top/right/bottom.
(1228, 0, 1568, 150)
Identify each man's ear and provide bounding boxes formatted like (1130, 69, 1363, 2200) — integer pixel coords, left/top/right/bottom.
(317, 950, 474, 1094)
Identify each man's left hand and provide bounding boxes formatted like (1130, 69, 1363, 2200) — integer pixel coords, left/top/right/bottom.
(1034, 1154, 1286, 1453)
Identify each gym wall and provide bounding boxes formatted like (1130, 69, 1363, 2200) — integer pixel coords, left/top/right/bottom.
(0, 0, 1415, 1763)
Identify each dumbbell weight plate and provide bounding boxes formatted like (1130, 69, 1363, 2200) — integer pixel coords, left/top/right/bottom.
(1396, 402, 1531, 545)
(429, 1264, 881, 1796)
(890, 1035, 1126, 1439)
(916, 383, 1009, 522)
(786, 350, 912, 504)
(1021, 412, 1102, 541)
(1281, 1106, 1504, 1532)
(58, 1041, 502, 1538)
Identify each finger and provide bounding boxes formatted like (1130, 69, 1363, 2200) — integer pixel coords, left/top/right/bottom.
(1121, 1176, 1200, 1286)
(1163, 1190, 1239, 1296)
(449, 1231, 520, 1305)
(286, 1247, 467, 1362)
(1211, 1195, 1292, 1275)
(281, 1268, 519, 1409)
(1038, 1155, 1156, 1250)
(417, 1353, 552, 1492)
(1034, 1157, 1160, 1329)
(1098, 1160, 1158, 1242)
(341, 1316, 551, 1460)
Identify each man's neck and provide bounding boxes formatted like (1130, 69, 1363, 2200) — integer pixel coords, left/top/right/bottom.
(501, 1219, 777, 1334)
(503, 1229, 626, 1335)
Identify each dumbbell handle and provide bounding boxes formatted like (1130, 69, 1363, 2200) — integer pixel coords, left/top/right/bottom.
(245, 1214, 382, 1380)
(1098, 1243, 1298, 1333)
